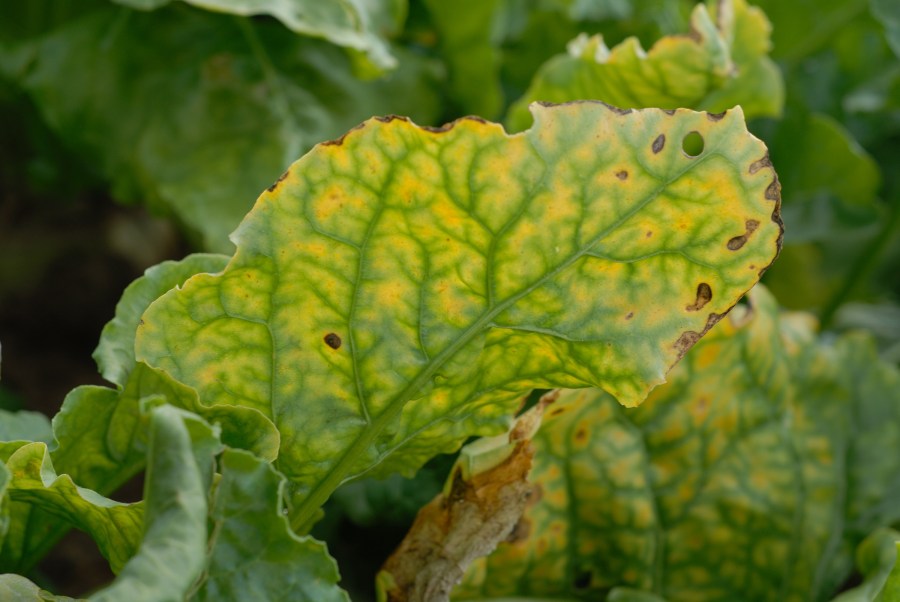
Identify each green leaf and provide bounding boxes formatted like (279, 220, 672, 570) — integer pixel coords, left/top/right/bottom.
(192, 448, 348, 601)
(871, 0, 900, 58)
(5, 1, 442, 250)
(135, 102, 782, 530)
(109, 0, 401, 73)
(2, 442, 144, 574)
(89, 405, 220, 602)
(422, 0, 503, 118)
(0, 411, 52, 445)
(831, 529, 900, 602)
(752, 0, 870, 61)
(505, 0, 783, 132)
(4, 362, 277, 571)
(0, 574, 78, 601)
(454, 285, 900, 601)
(757, 106, 884, 314)
(94, 254, 230, 388)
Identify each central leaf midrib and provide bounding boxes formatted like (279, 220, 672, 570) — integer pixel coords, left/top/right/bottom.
(291, 148, 724, 527)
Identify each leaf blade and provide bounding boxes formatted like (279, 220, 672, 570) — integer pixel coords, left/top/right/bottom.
(136, 103, 782, 529)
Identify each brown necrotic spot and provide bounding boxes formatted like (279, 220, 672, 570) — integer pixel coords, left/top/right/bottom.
(749, 153, 773, 174)
(674, 313, 723, 360)
(324, 333, 342, 349)
(686, 282, 712, 312)
(726, 219, 760, 251)
(707, 110, 727, 121)
(765, 177, 780, 201)
(615, 170, 628, 180)
(652, 134, 666, 153)
(662, 108, 676, 115)
(625, 311, 634, 320)
(266, 170, 289, 192)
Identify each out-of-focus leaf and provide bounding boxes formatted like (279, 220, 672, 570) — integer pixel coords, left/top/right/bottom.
(378, 399, 548, 602)
(89, 405, 219, 601)
(505, 0, 783, 132)
(876, 542, 900, 602)
(1, 442, 144, 574)
(192, 448, 349, 601)
(422, 0, 503, 118)
(135, 103, 782, 531)
(754, 104, 884, 313)
(762, 110, 880, 215)
(752, 0, 869, 61)
(831, 529, 900, 602)
(0, 574, 78, 601)
(94, 254, 230, 388)
(0, 411, 51, 445)
(832, 301, 900, 362)
(871, 0, 900, 58)
(455, 285, 900, 601)
(3, 1, 442, 251)
(110, 0, 401, 73)
(330, 468, 446, 528)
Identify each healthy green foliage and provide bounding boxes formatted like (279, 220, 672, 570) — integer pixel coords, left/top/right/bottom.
(94, 254, 229, 388)
(109, 0, 403, 74)
(0, 0, 441, 251)
(135, 102, 780, 531)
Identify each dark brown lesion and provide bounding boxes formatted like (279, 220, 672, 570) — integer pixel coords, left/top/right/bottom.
(324, 333, 342, 349)
(726, 219, 760, 251)
(685, 282, 712, 311)
(615, 170, 628, 180)
(706, 110, 727, 121)
(266, 170, 290, 192)
(652, 134, 666, 154)
(749, 152, 773, 174)
(674, 312, 724, 361)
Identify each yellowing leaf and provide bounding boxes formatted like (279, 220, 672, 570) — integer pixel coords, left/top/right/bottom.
(454, 286, 900, 601)
(135, 103, 782, 530)
(506, 0, 784, 132)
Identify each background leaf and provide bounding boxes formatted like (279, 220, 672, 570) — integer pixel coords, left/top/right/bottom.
(110, 0, 403, 74)
(135, 103, 781, 531)
(1, 442, 144, 575)
(455, 285, 900, 601)
(193, 448, 349, 602)
(505, 0, 783, 132)
(1, 0, 442, 251)
(0, 411, 52, 445)
(421, 0, 503, 118)
(93, 254, 229, 388)
(89, 405, 219, 601)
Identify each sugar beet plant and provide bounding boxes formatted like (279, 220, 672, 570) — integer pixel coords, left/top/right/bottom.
(2, 0, 900, 601)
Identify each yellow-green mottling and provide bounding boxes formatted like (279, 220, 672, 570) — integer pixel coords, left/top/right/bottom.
(506, 0, 784, 132)
(135, 102, 781, 528)
(454, 286, 900, 601)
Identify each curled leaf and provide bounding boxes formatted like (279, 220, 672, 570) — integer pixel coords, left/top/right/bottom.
(378, 396, 551, 602)
(506, 0, 783, 131)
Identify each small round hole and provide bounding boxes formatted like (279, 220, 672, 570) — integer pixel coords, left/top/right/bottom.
(682, 131, 704, 157)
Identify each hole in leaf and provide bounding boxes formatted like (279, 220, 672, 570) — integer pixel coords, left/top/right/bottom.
(681, 131, 704, 157)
